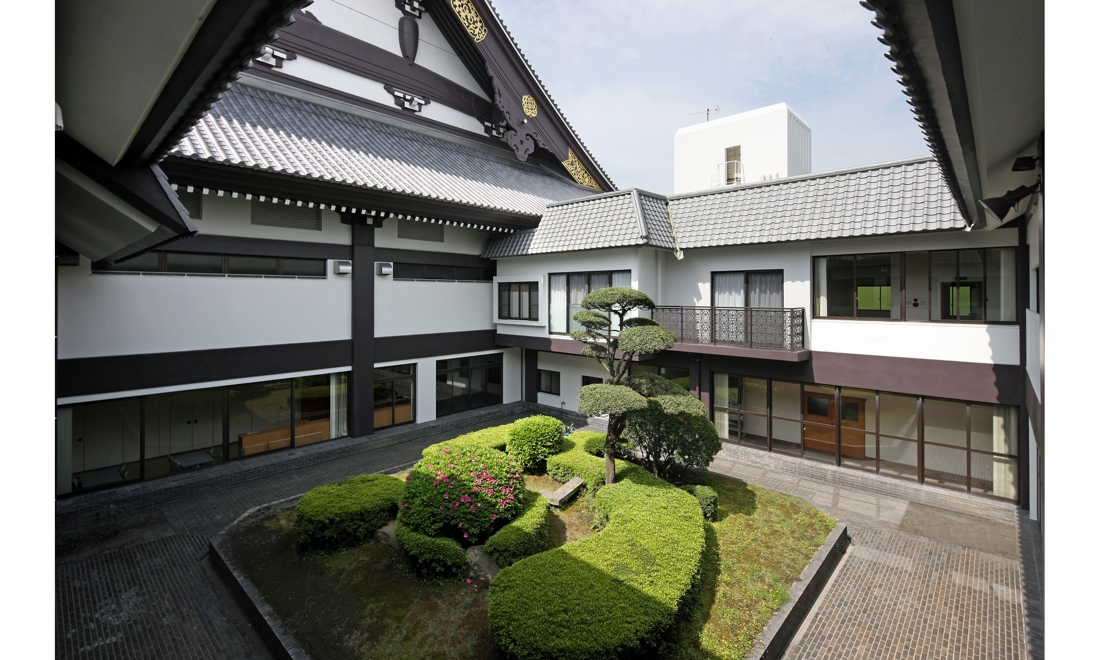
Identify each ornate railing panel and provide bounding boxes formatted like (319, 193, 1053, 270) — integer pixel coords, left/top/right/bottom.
(652, 306, 805, 351)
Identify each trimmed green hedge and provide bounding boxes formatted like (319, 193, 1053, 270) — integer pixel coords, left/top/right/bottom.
(547, 432, 630, 491)
(394, 522, 468, 582)
(506, 415, 565, 470)
(421, 423, 513, 457)
(681, 484, 718, 521)
(294, 474, 404, 552)
(484, 493, 550, 567)
(489, 462, 706, 659)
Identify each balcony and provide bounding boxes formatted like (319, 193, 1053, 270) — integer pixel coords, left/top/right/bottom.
(652, 306, 806, 355)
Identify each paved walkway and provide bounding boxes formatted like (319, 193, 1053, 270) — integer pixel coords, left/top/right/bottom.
(709, 443, 1043, 660)
(56, 405, 1042, 660)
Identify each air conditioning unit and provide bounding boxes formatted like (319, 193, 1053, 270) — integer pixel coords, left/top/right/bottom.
(376, 262, 393, 276)
(333, 260, 352, 275)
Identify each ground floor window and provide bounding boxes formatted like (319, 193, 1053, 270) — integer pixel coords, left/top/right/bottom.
(374, 365, 416, 430)
(631, 363, 690, 391)
(436, 354, 503, 418)
(712, 372, 1020, 502)
(58, 370, 349, 496)
(538, 370, 561, 395)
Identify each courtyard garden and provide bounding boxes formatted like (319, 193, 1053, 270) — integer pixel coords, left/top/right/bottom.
(220, 414, 835, 660)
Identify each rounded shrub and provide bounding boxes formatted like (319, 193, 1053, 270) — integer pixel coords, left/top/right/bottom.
(547, 432, 620, 490)
(394, 522, 467, 582)
(422, 423, 513, 457)
(506, 415, 565, 470)
(398, 444, 527, 545)
(294, 474, 404, 552)
(488, 463, 705, 659)
(581, 430, 633, 458)
(681, 484, 719, 522)
(484, 493, 549, 567)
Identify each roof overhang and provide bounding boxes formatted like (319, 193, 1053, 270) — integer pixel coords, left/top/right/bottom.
(55, 134, 198, 266)
(862, 0, 1043, 230)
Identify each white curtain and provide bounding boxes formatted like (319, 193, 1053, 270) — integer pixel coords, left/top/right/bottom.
(568, 274, 588, 333)
(993, 405, 1018, 499)
(814, 258, 828, 316)
(748, 272, 783, 307)
(714, 372, 729, 440)
(612, 271, 632, 288)
(549, 274, 567, 333)
(330, 372, 348, 438)
(713, 272, 745, 307)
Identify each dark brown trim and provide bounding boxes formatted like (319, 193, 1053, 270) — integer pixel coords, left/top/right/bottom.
(375, 329, 498, 363)
(160, 156, 540, 230)
(666, 343, 810, 362)
(1024, 376, 1042, 445)
(374, 247, 493, 269)
(57, 340, 352, 398)
(523, 348, 539, 403)
(349, 221, 376, 437)
(495, 333, 585, 356)
(274, 14, 493, 118)
(172, 233, 353, 260)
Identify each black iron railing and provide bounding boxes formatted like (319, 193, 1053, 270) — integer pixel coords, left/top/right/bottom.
(651, 306, 805, 351)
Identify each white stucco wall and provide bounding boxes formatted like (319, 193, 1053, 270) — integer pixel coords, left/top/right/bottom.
(374, 279, 493, 337)
(57, 256, 352, 358)
(374, 221, 490, 255)
(811, 319, 1019, 364)
(189, 193, 351, 244)
(535, 351, 611, 412)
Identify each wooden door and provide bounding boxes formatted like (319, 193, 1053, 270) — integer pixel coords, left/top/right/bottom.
(802, 393, 867, 457)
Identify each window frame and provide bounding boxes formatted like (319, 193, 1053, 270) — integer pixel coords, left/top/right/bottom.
(497, 281, 540, 321)
(811, 247, 1019, 325)
(548, 269, 632, 335)
(537, 369, 561, 396)
(392, 263, 494, 282)
(710, 269, 785, 308)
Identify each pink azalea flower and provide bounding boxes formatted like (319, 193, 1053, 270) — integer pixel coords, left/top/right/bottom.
(466, 578, 472, 584)
(463, 532, 468, 538)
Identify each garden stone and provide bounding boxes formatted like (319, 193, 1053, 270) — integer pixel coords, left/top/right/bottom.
(373, 519, 400, 550)
(466, 545, 500, 581)
(547, 476, 584, 507)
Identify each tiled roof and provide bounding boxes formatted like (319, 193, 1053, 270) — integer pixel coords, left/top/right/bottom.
(482, 189, 676, 258)
(170, 84, 596, 216)
(668, 156, 965, 248)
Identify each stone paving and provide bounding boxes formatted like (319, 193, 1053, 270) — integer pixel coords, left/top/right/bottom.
(709, 443, 1043, 660)
(56, 404, 1043, 660)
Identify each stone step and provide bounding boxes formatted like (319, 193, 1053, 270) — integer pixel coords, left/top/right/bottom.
(547, 476, 585, 507)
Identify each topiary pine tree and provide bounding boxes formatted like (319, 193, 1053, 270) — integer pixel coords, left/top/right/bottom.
(571, 286, 676, 485)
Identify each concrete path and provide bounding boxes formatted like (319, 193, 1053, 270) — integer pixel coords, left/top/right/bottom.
(709, 443, 1043, 660)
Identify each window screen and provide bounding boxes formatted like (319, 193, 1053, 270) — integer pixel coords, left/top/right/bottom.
(250, 201, 321, 230)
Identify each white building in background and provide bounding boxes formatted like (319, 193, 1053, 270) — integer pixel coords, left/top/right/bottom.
(673, 102, 812, 194)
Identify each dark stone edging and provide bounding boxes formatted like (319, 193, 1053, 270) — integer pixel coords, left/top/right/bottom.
(209, 495, 310, 660)
(746, 521, 851, 660)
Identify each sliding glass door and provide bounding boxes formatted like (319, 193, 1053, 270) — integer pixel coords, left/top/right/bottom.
(436, 354, 504, 418)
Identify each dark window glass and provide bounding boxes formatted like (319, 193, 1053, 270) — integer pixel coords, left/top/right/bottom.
(228, 256, 277, 275)
(281, 258, 326, 277)
(855, 253, 900, 318)
(166, 252, 223, 274)
(375, 364, 415, 379)
(486, 366, 503, 405)
(294, 375, 336, 446)
(582, 375, 603, 387)
(455, 266, 483, 281)
(436, 372, 453, 417)
(806, 396, 829, 418)
(393, 263, 425, 279)
(539, 370, 561, 395)
(70, 398, 142, 491)
(499, 283, 510, 319)
(841, 401, 861, 422)
(228, 379, 292, 458)
(105, 252, 160, 272)
(426, 264, 455, 280)
(825, 255, 855, 316)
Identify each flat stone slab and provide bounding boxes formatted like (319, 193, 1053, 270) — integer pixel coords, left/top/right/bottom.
(466, 545, 500, 581)
(547, 476, 584, 507)
(373, 519, 400, 550)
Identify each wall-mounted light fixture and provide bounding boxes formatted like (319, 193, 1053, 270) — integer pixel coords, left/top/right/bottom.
(376, 261, 393, 276)
(979, 182, 1040, 223)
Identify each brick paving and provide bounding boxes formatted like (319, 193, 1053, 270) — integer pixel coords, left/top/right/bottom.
(56, 406, 1042, 660)
(709, 443, 1043, 660)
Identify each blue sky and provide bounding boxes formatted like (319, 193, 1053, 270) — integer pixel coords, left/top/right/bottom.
(491, 0, 930, 194)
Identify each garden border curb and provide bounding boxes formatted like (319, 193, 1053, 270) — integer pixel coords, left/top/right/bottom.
(209, 494, 310, 660)
(745, 521, 851, 660)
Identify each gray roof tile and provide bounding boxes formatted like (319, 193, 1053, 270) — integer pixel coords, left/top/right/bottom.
(171, 84, 597, 216)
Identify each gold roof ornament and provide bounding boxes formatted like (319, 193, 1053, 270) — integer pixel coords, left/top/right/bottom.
(521, 95, 538, 117)
(451, 0, 487, 43)
(562, 149, 601, 190)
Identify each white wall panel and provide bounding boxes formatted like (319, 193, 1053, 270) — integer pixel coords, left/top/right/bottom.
(811, 319, 1019, 365)
(57, 258, 352, 358)
(374, 279, 492, 337)
(1026, 309, 1041, 398)
(374, 221, 489, 254)
(189, 194, 351, 244)
(535, 351, 610, 413)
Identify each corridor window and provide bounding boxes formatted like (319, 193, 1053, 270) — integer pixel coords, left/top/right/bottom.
(538, 370, 561, 395)
(498, 282, 539, 320)
(549, 270, 631, 334)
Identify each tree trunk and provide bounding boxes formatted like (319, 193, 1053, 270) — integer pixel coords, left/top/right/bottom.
(604, 415, 627, 485)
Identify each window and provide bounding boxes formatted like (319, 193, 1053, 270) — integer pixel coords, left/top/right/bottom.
(397, 219, 444, 242)
(436, 354, 503, 418)
(725, 146, 742, 184)
(712, 270, 783, 307)
(813, 248, 1017, 323)
(581, 375, 604, 387)
(630, 363, 690, 391)
(374, 365, 416, 430)
(549, 270, 631, 334)
(96, 252, 327, 278)
(251, 200, 321, 230)
(538, 370, 561, 395)
(498, 282, 539, 320)
(393, 263, 493, 281)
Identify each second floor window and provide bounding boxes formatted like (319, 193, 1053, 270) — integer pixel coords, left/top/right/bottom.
(498, 282, 539, 320)
(549, 270, 631, 334)
(712, 270, 784, 307)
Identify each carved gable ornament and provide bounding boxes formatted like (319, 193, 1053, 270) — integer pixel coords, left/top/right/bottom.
(562, 149, 601, 190)
(451, 0, 487, 43)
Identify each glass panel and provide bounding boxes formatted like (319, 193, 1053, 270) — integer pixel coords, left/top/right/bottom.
(470, 367, 488, 409)
(747, 271, 783, 308)
(841, 432, 877, 471)
(905, 251, 930, 321)
(498, 283, 510, 319)
(924, 444, 968, 490)
(228, 380, 292, 458)
(510, 284, 520, 320)
(529, 281, 539, 320)
(374, 381, 395, 430)
(772, 418, 802, 454)
(923, 399, 967, 448)
(589, 272, 610, 291)
(743, 377, 767, 415)
(611, 270, 632, 288)
(166, 252, 222, 274)
(228, 256, 277, 275)
(970, 404, 1018, 456)
(930, 251, 957, 320)
(470, 353, 503, 367)
(452, 370, 470, 412)
(436, 372, 453, 417)
(283, 258, 326, 276)
(375, 364, 415, 379)
(393, 378, 415, 424)
(519, 284, 530, 321)
(454, 266, 483, 281)
(426, 264, 455, 280)
(986, 247, 1017, 323)
(970, 453, 1018, 500)
(105, 251, 159, 272)
(801, 384, 835, 459)
(855, 253, 901, 319)
(824, 255, 855, 317)
(840, 387, 876, 464)
(879, 436, 918, 467)
(549, 274, 567, 333)
(771, 380, 801, 454)
(394, 263, 425, 279)
(567, 274, 588, 334)
(713, 272, 746, 307)
(660, 366, 691, 391)
(294, 375, 333, 446)
(741, 412, 768, 449)
(958, 249, 984, 321)
(71, 398, 141, 491)
(486, 366, 503, 405)
(714, 372, 741, 410)
(144, 387, 224, 479)
(879, 393, 918, 439)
